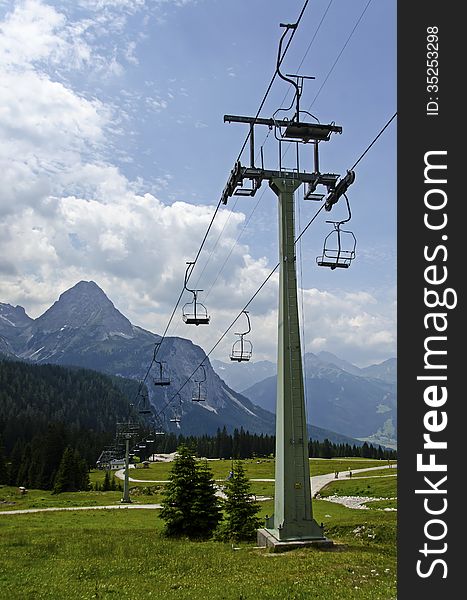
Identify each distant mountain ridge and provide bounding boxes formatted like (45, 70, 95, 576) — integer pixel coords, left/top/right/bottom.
(234, 352, 397, 449)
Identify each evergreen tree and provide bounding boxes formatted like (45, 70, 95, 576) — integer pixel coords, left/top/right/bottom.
(16, 443, 32, 487)
(102, 469, 112, 491)
(52, 446, 88, 493)
(191, 461, 222, 538)
(160, 445, 220, 539)
(53, 446, 77, 494)
(217, 461, 262, 542)
(160, 445, 199, 537)
(74, 450, 90, 491)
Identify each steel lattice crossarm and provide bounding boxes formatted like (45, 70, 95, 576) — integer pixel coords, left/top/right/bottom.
(221, 114, 344, 206)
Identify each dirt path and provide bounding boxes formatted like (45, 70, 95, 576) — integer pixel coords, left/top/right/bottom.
(0, 464, 396, 515)
(0, 504, 161, 515)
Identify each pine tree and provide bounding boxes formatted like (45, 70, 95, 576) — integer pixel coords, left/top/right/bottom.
(191, 461, 222, 538)
(53, 446, 76, 494)
(75, 451, 90, 491)
(217, 461, 262, 542)
(160, 445, 198, 537)
(52, 446, 88, 493)
(102, 470, 112, 491)
(160, 445, 220, 539)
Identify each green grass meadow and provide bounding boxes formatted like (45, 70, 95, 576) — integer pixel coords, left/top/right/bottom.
(0, 458, 397, 599)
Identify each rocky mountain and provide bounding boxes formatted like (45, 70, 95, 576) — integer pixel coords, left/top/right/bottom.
(242, 352, 397, 449)
(315, 351, 365, 377)
(0, 302, 33, 355)
(0, 282, 363, 444)
(360, 358, 397, 385)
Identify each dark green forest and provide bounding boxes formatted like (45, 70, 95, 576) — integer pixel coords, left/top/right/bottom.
(142, 427, 396, 462)
(0, 357, 138, 489)
(0, 356, 396, 491)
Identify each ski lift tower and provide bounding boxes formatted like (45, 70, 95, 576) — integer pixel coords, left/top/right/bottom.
(116, 418, 140, 504)
(221, 23, 355, 551)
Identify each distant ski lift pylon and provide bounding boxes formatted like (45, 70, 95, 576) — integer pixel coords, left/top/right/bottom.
(317, 193, 356, 270)
(191, 364, 207, 402)
(182, 261, 210, 325)
(230, 310, 253, 362)
(153, 360, 170, 386)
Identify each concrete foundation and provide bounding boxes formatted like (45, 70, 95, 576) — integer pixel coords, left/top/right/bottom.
(257, 528, 334, 553)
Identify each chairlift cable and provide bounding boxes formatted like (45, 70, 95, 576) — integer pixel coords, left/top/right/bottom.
(349, 112, 397, 171)
(307, 0, 374, 110)
(154, 202, 325, 422)
(204, 187, 267, 301)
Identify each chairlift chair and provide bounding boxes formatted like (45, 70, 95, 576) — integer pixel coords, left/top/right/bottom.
(316, 226, 356, 269)
(138, 398, 152, 416)
(229, 311, 253, 362)
(182, 262, 210, 325)
(191, 365, 207, 402)
(316, 193, 356, 270)
(153, 360, 170, 386)
(169, 394, 182, 427)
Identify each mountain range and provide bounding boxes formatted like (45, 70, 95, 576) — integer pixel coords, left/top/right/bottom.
(227, 353, 397, 449)
(0, 281, 380, 446)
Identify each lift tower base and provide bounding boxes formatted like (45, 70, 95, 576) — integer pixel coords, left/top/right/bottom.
(257, 528, 333, 553)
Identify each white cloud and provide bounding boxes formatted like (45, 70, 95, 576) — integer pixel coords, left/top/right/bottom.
(0, 0, 396, 370)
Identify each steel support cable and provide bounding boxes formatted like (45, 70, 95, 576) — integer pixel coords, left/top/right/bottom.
(307, 0, 373, 110)
(349, 112, 397, 171)
(154, 113, 396, 421)
(131, 198, 223, 407)
(204, 187, 268, 301)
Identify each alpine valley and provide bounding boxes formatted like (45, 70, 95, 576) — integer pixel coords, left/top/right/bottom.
(0, 281, 396, 447)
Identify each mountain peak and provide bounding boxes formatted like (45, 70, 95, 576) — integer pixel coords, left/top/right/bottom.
(0, 302, 33, 328)
(60, 280, 107, 299)
(35, 280, 133, 336)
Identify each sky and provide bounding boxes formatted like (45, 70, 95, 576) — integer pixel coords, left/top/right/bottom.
(0, 0, 396, 367)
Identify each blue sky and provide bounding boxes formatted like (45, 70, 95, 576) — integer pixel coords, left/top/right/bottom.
(0, 0, 396, 366)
